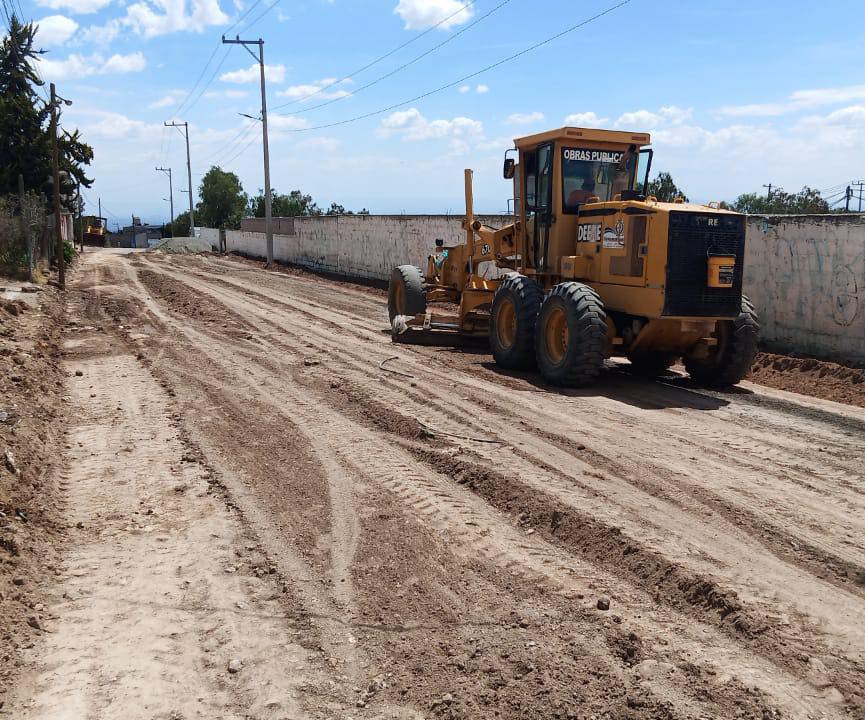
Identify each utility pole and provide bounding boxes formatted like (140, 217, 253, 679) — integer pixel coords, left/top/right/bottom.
(223, 34, 273, 266)
(164, 121, 195, 237)
(762, 183, 773, 200)
(155, 166, 174, 236)
(49, 83, 71, 290)
(852, 182, 865, 213)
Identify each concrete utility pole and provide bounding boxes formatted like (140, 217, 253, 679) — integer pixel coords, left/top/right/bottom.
(762, 183, 773, 200)
(49, 82, 72, 290)
(155, 166, 174, 236)
(164, 121, 195, 237)
(852, 182, 865, 213)
(222, 34, 273, 266)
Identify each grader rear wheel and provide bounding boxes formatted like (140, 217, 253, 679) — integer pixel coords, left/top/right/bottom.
(489, 274, 543, 370)
(388, 265, 427, 323)
(684, 296, 759, 387)
(535, 282, 607, 387)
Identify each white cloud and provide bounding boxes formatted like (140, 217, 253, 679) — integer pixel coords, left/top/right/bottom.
(220, 63, 286, 84)
(268, 115, 311, 131)
(102, 51, 147, 73)
(35, 15, 79, 45)
(458, 85, 470, 94)
(202, 89, 249, 99)
(35, 0, 113, 14)
(394, 0, 473, 30)
(505, 111, 544, 125)
(79, 18, 122, 44)
(564, 111, 609, 127)
(718, 83, 865, 117)
(37, 51, 146, 81)
(148, 89, 185, 109)
(123, 0, 229, 38)
(277, 78, 351, 102)
(69, 108, 163, 142)
(614, 105, 691, 130)
(296, 136, 341, 152)
(475, 83, 489, 94)
(378, 108, 484, 142)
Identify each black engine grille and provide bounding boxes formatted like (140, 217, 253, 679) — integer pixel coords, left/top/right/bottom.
(663, 211, 745, 317)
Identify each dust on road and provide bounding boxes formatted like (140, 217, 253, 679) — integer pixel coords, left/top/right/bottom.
(5, 249, 865, 719)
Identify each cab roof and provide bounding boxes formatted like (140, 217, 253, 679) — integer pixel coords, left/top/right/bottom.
(514, 126, 651, 149)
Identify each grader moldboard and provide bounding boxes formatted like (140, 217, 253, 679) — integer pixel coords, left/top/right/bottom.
(387, 126, 759, 387)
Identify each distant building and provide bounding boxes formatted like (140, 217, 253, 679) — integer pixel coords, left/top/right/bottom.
(115, 216, 162, 248)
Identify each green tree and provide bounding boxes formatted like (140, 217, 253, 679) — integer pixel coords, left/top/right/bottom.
(248, 188, 321, 217)
(0, 16, 92, 203)
(164, 210, 190, 238)
(646, 171, 688, 202)
(730, 186, 829, 214)
(196, 166, 246, 229)
(325, 202, 347, 215)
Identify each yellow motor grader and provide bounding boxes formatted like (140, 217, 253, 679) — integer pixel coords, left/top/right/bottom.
(388, 126, 758, 387)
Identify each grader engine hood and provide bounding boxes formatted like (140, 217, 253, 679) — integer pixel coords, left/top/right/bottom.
(661, 209, 746, 318)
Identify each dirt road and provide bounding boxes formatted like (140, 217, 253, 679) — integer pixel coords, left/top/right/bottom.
(9, 248, 865, 719)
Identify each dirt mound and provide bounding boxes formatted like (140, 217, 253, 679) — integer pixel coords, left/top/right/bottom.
(153, 236, 214, 254)
(0, 284, 67, 709)
(750, 351, 865, 408)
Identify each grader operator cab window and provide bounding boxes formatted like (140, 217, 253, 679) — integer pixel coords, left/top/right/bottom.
(562, 147, 632, 213)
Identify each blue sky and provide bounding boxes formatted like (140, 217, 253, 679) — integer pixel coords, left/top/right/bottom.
(18, 0, 865, 227)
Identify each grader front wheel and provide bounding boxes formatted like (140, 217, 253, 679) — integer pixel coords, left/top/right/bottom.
(535, 283, 607, 387)
(489, 274, 543, 370)
(388, 265, 427, 323)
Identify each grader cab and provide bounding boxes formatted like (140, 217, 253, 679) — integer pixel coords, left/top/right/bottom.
(388, 126, 758, 387)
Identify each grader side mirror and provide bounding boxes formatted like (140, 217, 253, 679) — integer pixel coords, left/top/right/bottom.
(503, 158, 515, 179)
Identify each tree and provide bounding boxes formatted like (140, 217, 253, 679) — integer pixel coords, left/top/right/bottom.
(325, 202, 346, 215)
(0, 16, 92, 203)
(164, 210, 190, 238)
(730, 186, 830, 214)
(248, 188, 321, 218)
(646, 172, 688, 202)
(196, 166, 246, 229)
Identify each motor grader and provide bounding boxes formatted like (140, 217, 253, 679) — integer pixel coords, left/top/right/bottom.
(387, 126, 758, 387)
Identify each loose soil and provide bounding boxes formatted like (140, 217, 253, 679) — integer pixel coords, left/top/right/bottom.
(4, 248, 865, 719)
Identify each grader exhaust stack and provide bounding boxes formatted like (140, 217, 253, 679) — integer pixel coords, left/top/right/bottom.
(387, 126, 758, 387)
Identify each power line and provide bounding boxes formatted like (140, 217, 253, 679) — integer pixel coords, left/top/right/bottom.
(170, 0, 267, 119)
(272, 0, 513, 115)
(242, 0, 284, 32)
(272, 0, 478, 110)
(272, 0, 632, 132)
(222, 129, 261, 168)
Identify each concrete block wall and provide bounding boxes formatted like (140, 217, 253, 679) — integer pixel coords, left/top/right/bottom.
(225, 214, 509, 281)
(221, 212, 865, 365)
(744, 215, 865, 363)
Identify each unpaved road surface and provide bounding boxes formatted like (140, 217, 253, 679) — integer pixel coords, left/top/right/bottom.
(7, 248, 865, 719)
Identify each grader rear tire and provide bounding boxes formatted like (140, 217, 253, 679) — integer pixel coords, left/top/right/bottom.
(684, 296, 759, 387)
(535, 283, 607, 387)
(388, 265, 427, 323)
(489, 274, 543, 370)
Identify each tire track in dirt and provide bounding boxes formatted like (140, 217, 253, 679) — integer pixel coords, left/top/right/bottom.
(145, 258, 861, 632)
(128, 256, 856, 716)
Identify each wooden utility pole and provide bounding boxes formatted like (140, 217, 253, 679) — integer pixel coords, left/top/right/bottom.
(222, 34, 273, 266)
(49, 82, 67, 290)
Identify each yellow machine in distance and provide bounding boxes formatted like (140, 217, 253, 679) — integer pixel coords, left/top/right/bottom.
(388, 126, 759, 387)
